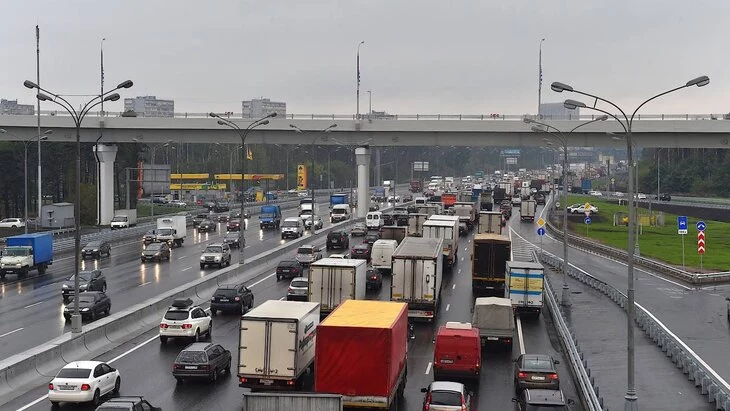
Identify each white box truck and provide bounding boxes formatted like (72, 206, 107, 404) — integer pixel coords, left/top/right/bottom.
(452, 202, 476, 229)
(407, 213, 429, 237)
(478, 211, 503, 235)
(505, 261, 544, 316)
(155, 215, 187, 247)
(238, 300, 320, 390)
(519, 200, 537, 222)
(471, 297, 514, 348)
(391, 237, 444, 320)
(242, 393, 343, 411)
(110, 209, 137, 229)
(423, 218, 459, 268)
(308, 258, 367, 317)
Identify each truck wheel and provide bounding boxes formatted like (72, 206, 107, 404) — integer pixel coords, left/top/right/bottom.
(38, 264, 47, 275)
(0, 272, 5, 279)
(19, 267, 29, 277)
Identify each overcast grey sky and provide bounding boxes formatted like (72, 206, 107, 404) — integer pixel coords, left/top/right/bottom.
(3, 0, 728, 116)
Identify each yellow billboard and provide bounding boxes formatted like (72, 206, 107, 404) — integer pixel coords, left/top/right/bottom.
(297, 164, 308, 190)
(170, 173, 210, 180)
(214, 174, 284, 181)
(170, 183, 226, 190)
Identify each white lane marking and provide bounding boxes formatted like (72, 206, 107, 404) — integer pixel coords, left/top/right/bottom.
(279, 296, 285, 300)
(178, 255, 187, 260)
(250, 271, 277, 288)
(0, 328, 23, 339)
(452, 284, 456, 290)
(425, 361, 432, 375)
(24, 302, 43, 309)
(181, 267, 192, 271)
(138, 281, 151, 287)
(458, 269, 461, 274)
(445, 304, 450, 311)
(516, 316, 526, 355)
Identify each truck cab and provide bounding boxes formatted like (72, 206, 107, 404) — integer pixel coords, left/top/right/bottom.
(260, 205, 282, 229)
(0, 233, 53, 278)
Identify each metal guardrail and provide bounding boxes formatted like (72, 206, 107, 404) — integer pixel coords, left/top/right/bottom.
(538, 250, 730, 411)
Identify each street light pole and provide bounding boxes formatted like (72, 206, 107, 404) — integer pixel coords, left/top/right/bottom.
(551, 75, 709, 410)
(211, 112, 276, 262)
(25, 78, 133, 334)
(524, 116, 607, 308)
(367, 90, 372, 119)
(356, 41, 365, 120)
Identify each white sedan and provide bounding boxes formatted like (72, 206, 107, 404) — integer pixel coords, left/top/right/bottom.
(48, 361, 121, 407)
(0, 218, 25, 228)
(636, 193, 647, 200)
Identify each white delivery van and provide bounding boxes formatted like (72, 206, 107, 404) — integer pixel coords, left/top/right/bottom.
(366, 211, 384, 230)
(281, 217, 304, 239)
(370, 239, 399, 272)
(330, 204, 351, 223)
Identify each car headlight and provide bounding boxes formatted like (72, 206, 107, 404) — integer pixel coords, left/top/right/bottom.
(82, 308, 89, 312)
(62, 284, 68, 289)
(63, 307, 69, 312)
(214, 257, 220, 261)
(141, 253, 145, 257)
(92, 249, 99, 252)
(79, 284, 88, 290)
(154, 252, 161, 256)
(200, 256, 205, 261)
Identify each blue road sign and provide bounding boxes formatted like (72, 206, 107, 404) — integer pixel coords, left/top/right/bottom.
(537, 227, 546, 236)
(584, 216, 592, 225)
(697, 221, 706, 231)
(678, 216, 688, 230)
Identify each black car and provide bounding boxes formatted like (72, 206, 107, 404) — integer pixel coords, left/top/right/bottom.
(513, 389, 574, 410)
(230, 210, 242, 219)
(326, 231, 350, 250)
(94, 396, 161, 411)
(366, 267, 382, 290)
(227, 219, 242, 231)
(223, 231, 243, 248)
(276, 260, 304, 281)
(382, 213, 395, 226)
(535, 194, 546, 205)
(459, 222, 468, 236)
(61, 270, 107, 302)
(351, 243, 371, 260)
(211, 284, 254, 315)
(172, 342, 232, 383)
(193, 213, 210, 227)
(369, 204, 380, 211)
(212, 202, 230, 213)
(364, 233, 380, 246)
(217, 213, 230, 222)
(656, 193, 671, 201)
(81, 240, 111, 259)
(197, 219, 217, 233)
(141, 242, 171, 262)
(142, 229, 157, 245)
(63, 291, 111, 321)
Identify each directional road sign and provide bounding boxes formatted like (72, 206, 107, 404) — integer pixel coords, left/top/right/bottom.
(678, 216, 688, 235)
(697, 221, 706, 231)
(698, 231, 706, 254)
(537, 227, 546, 236)
(537, 218, 545, 227)
(584, 216, 592, 225)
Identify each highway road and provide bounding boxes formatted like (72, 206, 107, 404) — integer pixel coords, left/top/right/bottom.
(0, 199, 333, 360)
(4, 210, 583, 411)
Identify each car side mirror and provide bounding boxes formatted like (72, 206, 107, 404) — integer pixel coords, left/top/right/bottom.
(420, 388, 428, 393)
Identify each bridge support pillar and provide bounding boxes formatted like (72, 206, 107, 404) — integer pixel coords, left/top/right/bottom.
(93, 144, 118, 225)
(355, 146, 370, 218)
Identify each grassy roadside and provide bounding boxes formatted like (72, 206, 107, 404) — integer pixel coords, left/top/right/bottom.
(557, 195, 730, 272)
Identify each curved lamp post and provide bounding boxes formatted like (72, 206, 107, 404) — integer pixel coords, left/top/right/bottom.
(523, 116, 607, 307)
(551, 75, 709, 410)
(289, 124, 337, 234)
(24, 78, 133, 333)
(210, 112, 276, 263)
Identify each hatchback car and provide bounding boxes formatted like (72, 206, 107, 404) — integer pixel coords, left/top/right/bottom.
(364, 233, 380, 246)
(141, 242, 170, 263)
(276, 260, 304, 281)
(421, 381, 471, 411)
(93, 396, 161, 411)
(513, 389, 574, 410)
(48, 361, 121, 407)
(350, 223, 368, 236)
(192, 213, 210, 227)
(197, 219, 217, 233)
(159, 298, 212, 343)
(286, 277, 309, 301)
(211, 284, 254, 315)
(63, 292, 111, 322)
(366, 267, 382, 291)
(172, 342, 231, 383)
(61, 270, 107, 302)
(326, 230, 350, 250)
(296, 245, 323, 266)
(142, 229, 157, 245)
(222, 231, 243, 248)
(217, 213, 230, 222)
(81, 241, 111, 259)
(351, 243, 371, 260)
(514, 354, 560, 393)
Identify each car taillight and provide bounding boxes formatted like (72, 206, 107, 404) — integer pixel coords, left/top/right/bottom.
(288, 287, 292, 293)
(461, 399, 467, 411)
(160, 323, 168, 329)
(48, 383, 54, 390)
(286, 379, 296, 386)
(277, 268, 282, 273)
(424, 392, 431, 410)
(504, 338, 512, 345)
(370, 275, 378, 280)
(211, 297, 216, 301)
(81, 384, 91, 391)
(181, 324, 193, 329)
(518, 372, 527, 378)
(240, 377, 248, 383)
(234, 296, 241, 301)
(549, 373, 559, 380)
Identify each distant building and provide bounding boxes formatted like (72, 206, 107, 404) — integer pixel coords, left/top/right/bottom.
(539, 102, 580, 120)
(242, 98, 286, 118)
(123, 96, 174, 118)
(369, 110, 396, 120)
(0, 99, 34, 115)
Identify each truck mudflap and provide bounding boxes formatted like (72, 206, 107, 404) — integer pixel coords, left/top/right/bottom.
(343, 363, 406, 409)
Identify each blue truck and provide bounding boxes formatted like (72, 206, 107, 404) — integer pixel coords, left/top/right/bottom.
(581, 179, 592, 194)
(0, 232, 53, 279)
(259, 204, 282, 229)
(329, 193, 349, 208)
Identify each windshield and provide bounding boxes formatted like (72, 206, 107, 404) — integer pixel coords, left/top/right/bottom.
(176, 350, 207, 364)
(332, 209, 345, 215)
(85, 241, 101, 247)
(111, 216, 127, 222)
(68, 272, 92, 282)
(157, 228, 173, 236)
(146, 243, 162, 251)
(56, 368, 92, 379)
(282, 221, 298, 227)
(291, 279, 308, 288)
(164, 311, 189, 321)
(525, 405, 568, 411)
(297, 248, 313, 254)
(430, 390, 462, 406)
(225, 234, 238, 240)
(2, 248, 30, 257)
(215, 288, 237, 297)
(204, 246, 222, 253)
(260, 213, 274, 218)
(196, 214, 208, 219)
(77, 295, 95, 303)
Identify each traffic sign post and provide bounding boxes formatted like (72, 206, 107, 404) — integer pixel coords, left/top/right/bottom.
(536, 227, 545, 253)
(697, 222, 706, 272)
(537, 218, 545, 227)
(677, 216, 688, 235)
(584, 216, 591, 236)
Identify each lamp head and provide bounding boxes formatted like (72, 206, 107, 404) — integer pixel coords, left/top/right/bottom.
(24, 80, 39, 89)
(209, 112, 218, 118)
(0, 129, 6, 134)
(531, 126, 546, 133)
(39, 136, 49, 141)
(117, 80, 133, 89)
(43, 130, 53, 135)
(522, 117, 534, 124)
(267, 112, 277, 118)
(37, 93, 53, 102)
(564, 99, 586, 110)
(551, 81, 573, 93)
(597, 115, 609, 121)
(217, 120, 227, 126)
(259, 120, 269, 126)
(686, 75, 710, 87)
(104, 93, 120, 102)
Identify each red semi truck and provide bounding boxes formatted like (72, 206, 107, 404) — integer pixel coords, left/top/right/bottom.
(315, 299, 408, 409)
(410, 179, 422, 193)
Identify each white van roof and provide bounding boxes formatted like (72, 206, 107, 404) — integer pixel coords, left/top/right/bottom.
(284, 217, 302, 222)
(332, 204, 349, 210)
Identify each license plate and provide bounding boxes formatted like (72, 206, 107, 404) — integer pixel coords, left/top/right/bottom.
(185, 366, 197, 370)
(332, 239, 339, 243)
(169, 325, 180, 329)
(260, 379, 274, 385)
(440, 359, 454, 364)
(531, 376, 546, 381)
(59, 385, 74, 390)
(219, 298, 229, 302)
(282, 269, 289, 273)
(487, 337, 498, 341)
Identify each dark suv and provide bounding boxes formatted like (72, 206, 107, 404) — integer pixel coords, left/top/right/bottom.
(211, 284, 254, 315)
(656, 193, 671, 201)
(172, 342, 232, 383)
(94, 396, 161, 411)
(326, 231, 350, 250)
